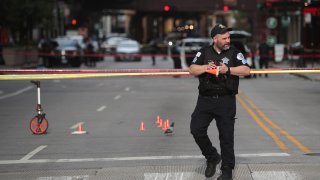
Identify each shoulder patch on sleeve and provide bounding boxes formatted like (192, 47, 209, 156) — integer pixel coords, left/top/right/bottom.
(192, 52, 201, 63)
(236, 53, 247, 64)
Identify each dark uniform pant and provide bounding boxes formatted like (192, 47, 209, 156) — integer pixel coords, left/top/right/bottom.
(259, 58, 269, 77)
(190, 95, 236, 169)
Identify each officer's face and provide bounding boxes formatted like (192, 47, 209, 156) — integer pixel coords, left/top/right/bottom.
(214, 32, 230, 51)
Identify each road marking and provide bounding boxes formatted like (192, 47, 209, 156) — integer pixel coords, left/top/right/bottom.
(114, 95, 121, 100)
(251, 171, 302, 180)
(179, 172, 184, 180)
(237, 95, 290, 153)
(0, 159, 52, 164)
(97, 105, 106, 112)
(97, 83, 105, 87)
(70, 122, 84, 129)
(145, 172, 192, 180)
(0, 86, 33, 100)
(241, 93, 312, 154)
(237, 152, 290, 157)
(37, 175, 89, 180)
(165, 173, 169, 180)
(20, 145, 47, 161)
(55, 155, 202, 163)
(0, 153, 289, 165)
(125, 87, 131, 91)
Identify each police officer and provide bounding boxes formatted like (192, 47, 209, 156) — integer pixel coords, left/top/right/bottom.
(189, 24, 250, 179)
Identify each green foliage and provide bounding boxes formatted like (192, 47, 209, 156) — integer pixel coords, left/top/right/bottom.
(232, 11, 251, 32)
(256, 3, 264, 10)
(0, 0, 55, 45)
(0, 0, 55, 30)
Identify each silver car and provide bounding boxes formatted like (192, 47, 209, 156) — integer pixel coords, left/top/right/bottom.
(177, 38, 212, 69)
(115, 39, 141, 62)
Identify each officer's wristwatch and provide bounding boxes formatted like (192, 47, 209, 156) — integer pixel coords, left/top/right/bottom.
(226, 66, 231, 75)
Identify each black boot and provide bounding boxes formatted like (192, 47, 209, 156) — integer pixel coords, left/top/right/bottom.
(217, 166, 233, 180)
(204, 156, 221, 178)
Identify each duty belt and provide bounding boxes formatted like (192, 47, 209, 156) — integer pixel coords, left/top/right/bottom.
(200, 94, 232, 98)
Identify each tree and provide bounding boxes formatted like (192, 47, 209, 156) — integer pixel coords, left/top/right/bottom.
(0, 0, 55, 45)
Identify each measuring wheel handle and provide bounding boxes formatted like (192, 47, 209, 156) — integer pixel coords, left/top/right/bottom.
(29, 80, 49, 135)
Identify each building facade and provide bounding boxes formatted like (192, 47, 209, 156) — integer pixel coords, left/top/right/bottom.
(99, 0, 258, 43)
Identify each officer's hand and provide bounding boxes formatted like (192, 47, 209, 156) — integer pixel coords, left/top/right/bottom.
(207, 61, 216, 70)
(219, 62, 229, 74)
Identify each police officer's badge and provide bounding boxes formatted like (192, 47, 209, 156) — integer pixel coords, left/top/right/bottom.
(237, 53, 247, 64)
(222, 57, 230, 64)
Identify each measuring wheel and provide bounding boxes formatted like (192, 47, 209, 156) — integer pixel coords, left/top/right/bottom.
(29, 116, 49, 135)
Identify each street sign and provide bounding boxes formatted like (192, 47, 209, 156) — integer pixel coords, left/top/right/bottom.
(266, 35, 276, 46)
(281, 16, 291, 28)
(266, 17, 277, 29)
(274, 44, 285, 62)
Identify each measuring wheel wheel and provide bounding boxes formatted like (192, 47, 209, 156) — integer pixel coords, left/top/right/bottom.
(29, 116, 48, 135)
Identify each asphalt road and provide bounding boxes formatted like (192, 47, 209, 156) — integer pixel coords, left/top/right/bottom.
(0, 56, 319, 179)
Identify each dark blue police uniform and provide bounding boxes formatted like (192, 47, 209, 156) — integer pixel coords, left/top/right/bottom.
(190, 44, 249, 170)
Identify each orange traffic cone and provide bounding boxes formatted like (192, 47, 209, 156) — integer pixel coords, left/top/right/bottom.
(158, 119, 163, 128)
(139, 121, 145, 131)
(162, 119, 170, 130)
(156, 115, 161, 125)
(72, 123, 87, 135)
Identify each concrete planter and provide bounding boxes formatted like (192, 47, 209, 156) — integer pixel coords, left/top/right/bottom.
(3, 47, 38, 67)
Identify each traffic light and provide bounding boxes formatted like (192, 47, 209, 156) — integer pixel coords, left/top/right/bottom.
(223, 5, 229, 11)
(71, 19, 77, 26)
(163, 5, 170, 12)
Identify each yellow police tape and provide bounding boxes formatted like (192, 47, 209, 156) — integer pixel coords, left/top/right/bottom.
(251, 69, 320, 74)
(0, 69, 319, 80)
(0, 72, 189, 80)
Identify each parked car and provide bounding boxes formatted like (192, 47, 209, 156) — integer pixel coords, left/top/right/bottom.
(68, 35, 86, 49)
(50, 37, 83, 67)
(115, 39, 141, 62)
(288, 42, 305, 67)
(101, 36, 129, 53)
(177, 38, 212, 69)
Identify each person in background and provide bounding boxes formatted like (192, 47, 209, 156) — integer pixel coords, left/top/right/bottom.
(84, 37, 97, 67)
(149, 39, 158, 66)
(171, 44, 182, 77)
(257, 41, 271, 77)
(0, 41, 5, 65)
